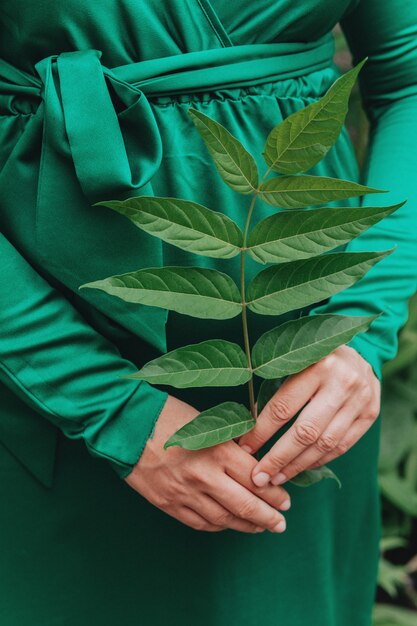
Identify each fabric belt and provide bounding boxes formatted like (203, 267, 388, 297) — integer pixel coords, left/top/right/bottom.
(0, 34, 335, 203)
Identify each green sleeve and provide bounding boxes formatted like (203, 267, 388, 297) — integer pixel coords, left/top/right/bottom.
(0, 232, 168, 478)
(309, 0, 417, 380)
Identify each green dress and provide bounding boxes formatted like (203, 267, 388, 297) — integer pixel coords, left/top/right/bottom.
(1, 1, 417, 624)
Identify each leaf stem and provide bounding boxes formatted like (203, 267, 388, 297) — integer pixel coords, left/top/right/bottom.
(241, 164, 276, 419)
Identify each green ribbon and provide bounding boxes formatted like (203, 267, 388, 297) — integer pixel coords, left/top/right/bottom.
(0, 33, 335, 203)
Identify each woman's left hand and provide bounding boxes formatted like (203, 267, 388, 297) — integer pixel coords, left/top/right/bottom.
(238, 345, 381, 487)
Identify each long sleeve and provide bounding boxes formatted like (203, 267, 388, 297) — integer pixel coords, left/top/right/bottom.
(309, 0, 417, 379)
(0, 231, 168, 478)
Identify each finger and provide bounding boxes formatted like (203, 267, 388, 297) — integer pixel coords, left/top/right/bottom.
(226, 445, 291, 510)
(251, 384, 345, 487)
(271, 403, 359, 484)
(238, 367, 320, 455)
(207, 473, 287, 533)
(175, 505, 224, 532)
(188, 493, 265, 533)
(308, 413, 378, 467)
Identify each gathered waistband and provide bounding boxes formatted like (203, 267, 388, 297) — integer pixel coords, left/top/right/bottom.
(113, 36, 336, 96)
(0, 34, 336, 205)
(0, 33, 335, 106)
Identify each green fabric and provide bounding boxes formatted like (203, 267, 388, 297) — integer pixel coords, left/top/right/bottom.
(0, 1, 416, 624)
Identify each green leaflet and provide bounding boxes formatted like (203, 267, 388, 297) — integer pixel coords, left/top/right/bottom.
(379, 383, 416, 473)
(246, 250, 393, 316)
(379, 473, 417, 517)
(247, 202, 405, 264)
(121, 339, 251, 388)
(256, 378, 288, 415)
(373, 604, 417, 626)
(289, 467, 341, 489)
(188, 107, 259, 194)
(164, 402, 256, 450)
(378, 557, 408, 598)
(252, 313, 377, 379)
(96, 196, 243, 259)
(263, 59, 367, 174)
(258, 175, 385, 209)
(79, 266, 241, 320)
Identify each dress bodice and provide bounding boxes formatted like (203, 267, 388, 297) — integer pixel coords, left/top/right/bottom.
(0, 0, 358, 72)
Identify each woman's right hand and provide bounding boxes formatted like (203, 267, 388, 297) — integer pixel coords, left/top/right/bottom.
(125, 395, 291, 533)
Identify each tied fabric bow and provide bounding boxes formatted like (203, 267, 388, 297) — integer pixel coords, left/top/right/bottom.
(34, 48, 163, 202)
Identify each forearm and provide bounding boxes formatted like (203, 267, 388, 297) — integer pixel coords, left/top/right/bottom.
(0, 231, 168, 477)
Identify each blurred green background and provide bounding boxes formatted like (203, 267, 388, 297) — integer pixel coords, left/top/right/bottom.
(333, 25, 417, 626)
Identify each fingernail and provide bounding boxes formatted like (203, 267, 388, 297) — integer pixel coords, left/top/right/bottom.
(279, 498, 291, 511)
(255, 526, 264, 533)
(240, 444, 252, 454)
(253, 471, 270, 487)
(272, 519, 286, 533)
(271, 472, 287, 485)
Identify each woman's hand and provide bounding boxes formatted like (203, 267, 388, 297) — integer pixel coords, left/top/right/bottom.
(125, 394, 291, 533)
(238, 345, 381, 487)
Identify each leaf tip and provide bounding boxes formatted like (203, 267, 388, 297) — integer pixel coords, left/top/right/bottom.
(356, 56, 368, 71)
(163, 439, 177, 450)
(117, 373, 140, 380)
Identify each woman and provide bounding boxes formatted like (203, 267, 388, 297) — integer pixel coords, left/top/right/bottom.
(0, 1, 416, 624)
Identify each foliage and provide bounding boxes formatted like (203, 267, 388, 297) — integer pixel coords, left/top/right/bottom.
(333, 27, 417, 622)
(79, 59, 402, 489)
(373, 604, 417, 626)
(374, 293, 417, 620)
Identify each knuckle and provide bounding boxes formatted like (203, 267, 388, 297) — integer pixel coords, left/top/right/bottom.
(237, 498, 258, 520)
(266, 511, 283, 530)
(293, 421, 320, 446)
(185, 463, 206, 484)
(360, 411, 378, 425)
(309, 459, 325, 469)
(212, 511, 232, 527)
(321, 353, 337, 371)
(268, 396, 292, 423)
(324, 396, 341, 413)
(244, 428, 266, 450)
(188, 518, 209, 531)
(267, 452, 287, 468)
(370, 406, 380, 421)
(154, 493, 174, 510)
(213, 442, 231, 461)
(334, 440, 350, 456)
(360, 385, 373, 402)
(341, 369, 360, 389)
(367, 402, 381, 421)
(316, 432, 338, 453)
(286, 460, 305, 476)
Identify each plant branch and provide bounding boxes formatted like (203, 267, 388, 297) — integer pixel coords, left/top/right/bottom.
(241, 163, 276, 419)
